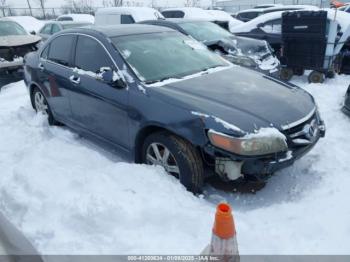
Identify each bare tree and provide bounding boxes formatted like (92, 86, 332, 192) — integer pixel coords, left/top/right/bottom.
(26, 0, 33, 16)
(62, 0, 95, 14)
(0, 0, 7, 17)
(35, 0, 47, 19)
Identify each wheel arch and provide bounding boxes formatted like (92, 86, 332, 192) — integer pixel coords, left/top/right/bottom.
(133, 123, 205, 164)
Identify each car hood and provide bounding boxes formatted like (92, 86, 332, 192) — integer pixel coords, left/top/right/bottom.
(0, 35, 41, 48)
(149, 67, 315, 133)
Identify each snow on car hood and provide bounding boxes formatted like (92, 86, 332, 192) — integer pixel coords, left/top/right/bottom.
(149, 66, 315, 133)
(0, 35, 41, 47)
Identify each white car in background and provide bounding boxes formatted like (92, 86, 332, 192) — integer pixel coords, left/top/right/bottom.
(4, 16, 44, 34)
(206, 9, 243, 31)
(161, 7, 242, 32)
(57, 13, 95, 23)
(95, 7, 164, 25)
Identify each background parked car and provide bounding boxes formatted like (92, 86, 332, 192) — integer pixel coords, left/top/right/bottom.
(38, 21, 92, 41)
(3, 16, 44, 35)
(206, 9, 243, 31)
(141, 19, 280, 75)
(235, 5, 318, 22)
(24, 25, 324, 193)
(57, 14, 95, 23)
(0, 18, 41, 86)
(232, 9, 350, 73)
(95, 7, 164, 25)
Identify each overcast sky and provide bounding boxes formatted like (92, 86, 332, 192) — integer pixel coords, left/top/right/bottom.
(7, 0, 212, 8)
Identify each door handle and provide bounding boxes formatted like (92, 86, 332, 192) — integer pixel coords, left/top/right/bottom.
(69, 75, 80, 85)
(38, 63, 44, 71)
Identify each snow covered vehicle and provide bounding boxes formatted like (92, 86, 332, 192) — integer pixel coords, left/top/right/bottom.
(0, 18, 41, 85)
(161, 7, 242, 33)
(141, 19, 280, 75)
(343, 85, 350, 116)
(24, 25, 325, 193)
(95, 7, 164, 25)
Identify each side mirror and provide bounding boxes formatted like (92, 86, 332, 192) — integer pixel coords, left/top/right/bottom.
(99, 67, 126, 89)
(30, 31, 36, 35)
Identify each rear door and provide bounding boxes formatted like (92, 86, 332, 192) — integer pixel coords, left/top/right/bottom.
(39, 34, 76, 121)
(69, 35, 130, 149)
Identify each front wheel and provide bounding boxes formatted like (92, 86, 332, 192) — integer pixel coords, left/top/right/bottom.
(142, 132, 204, 194)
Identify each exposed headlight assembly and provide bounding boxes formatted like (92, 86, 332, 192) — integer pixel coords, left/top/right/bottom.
(208, 129, 288, 156)
(227, 55, 257, 68)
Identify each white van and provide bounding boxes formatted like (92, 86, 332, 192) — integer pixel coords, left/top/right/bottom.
(95, 7, 164, 26)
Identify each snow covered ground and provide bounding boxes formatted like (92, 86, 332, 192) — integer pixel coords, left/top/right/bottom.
(0, 75, 349, 255)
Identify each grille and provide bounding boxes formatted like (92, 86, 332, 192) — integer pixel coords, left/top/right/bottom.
(282, 112, 320, 146)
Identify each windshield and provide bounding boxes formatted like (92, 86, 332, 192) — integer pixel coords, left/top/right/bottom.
(112, 32, 229, 83)
(178, 21, 232, 42)
(62, 23, 91, 29)
(0, 21, 27, 36)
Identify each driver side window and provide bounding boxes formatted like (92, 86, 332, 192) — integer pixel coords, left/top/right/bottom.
(74, 35, 114, 73)
(261, 19, 282, 34)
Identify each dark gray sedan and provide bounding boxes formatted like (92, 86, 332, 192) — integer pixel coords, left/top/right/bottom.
(24, 25, 325, 193)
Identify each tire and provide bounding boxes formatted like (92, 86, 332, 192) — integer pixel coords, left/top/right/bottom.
(293, 67, 305, 76)
(142, 131, 204, 194)
(308, 71, 325, 84)
(280, 68, 294, 81)
(326, 70, 335, 79)
(32, 87, 58, 126)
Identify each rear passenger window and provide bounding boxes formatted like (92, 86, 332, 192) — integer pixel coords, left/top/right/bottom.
(74, 36, 113, 73)
(161, 11, 184, 18)
(121, 15, 135, 24)
(47, 35, 75, 66)
(41, 24, 52, 34)
(51, 24, 60, 34)
(41, 45, 49, 59)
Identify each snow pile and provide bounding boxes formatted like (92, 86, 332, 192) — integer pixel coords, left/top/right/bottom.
(0, 74, 350, 255)
(0, 82, 212, 254)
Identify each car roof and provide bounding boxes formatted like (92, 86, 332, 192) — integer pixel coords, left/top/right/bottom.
(61, 24, 175, 38)
(145, 18, 213, 24)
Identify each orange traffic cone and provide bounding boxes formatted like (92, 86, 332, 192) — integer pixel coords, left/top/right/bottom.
(202, 203, 239, 262)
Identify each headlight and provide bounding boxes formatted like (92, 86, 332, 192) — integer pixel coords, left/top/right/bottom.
(227, 55, 257, 68)
(208, 129, 288, 156)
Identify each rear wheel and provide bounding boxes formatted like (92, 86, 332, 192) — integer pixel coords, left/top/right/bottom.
(32, 87, 58, 125)
(142, 132, 204, 194)
(308, 71, 325, 83)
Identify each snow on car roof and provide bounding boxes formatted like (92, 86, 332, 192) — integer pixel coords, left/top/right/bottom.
(96, 7, 164, 22)
(4, 16, 44, 33)
(206, 9, 243, 25)
(57, 14, 95, 23)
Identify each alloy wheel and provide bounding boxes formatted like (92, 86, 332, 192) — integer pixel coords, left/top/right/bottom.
(146, 142, 180, 177)
(34, 91, 48, 114)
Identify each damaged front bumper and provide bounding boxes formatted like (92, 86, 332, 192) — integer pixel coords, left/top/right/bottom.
(0, 57, 23, 71)
(204, 119, 326, 182)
